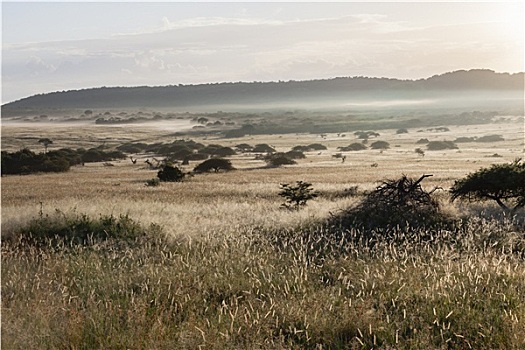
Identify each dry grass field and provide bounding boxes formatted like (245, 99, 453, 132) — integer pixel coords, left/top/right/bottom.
(2, 116, 525, 348)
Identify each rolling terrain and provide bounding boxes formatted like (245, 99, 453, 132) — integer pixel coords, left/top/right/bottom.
(2, 69, 523, 113)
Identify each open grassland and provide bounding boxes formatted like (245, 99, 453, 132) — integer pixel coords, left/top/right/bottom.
(2, 118, 525, 348)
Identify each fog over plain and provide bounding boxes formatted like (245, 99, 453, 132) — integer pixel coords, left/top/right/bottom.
(2, 1, 523, 104)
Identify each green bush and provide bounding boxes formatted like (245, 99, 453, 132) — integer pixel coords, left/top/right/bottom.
(9, 211, 152, 247)
(279, 181, 318, 210)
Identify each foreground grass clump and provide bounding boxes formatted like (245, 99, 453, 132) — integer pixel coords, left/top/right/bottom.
(5, 210, 157, 248)
(2, 213, 525, 349)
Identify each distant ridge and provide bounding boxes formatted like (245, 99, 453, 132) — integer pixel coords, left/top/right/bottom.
(2, 69, 523, 111)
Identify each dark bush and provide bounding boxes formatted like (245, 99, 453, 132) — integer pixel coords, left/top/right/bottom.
(355, 131, 380, 139)
(338, 143, 367, 151)
(292, 145, 311, 152)
(235, 143, 253, 152)
(427, 141, 458, 150)
(416, 138, 429, 144)
(396, 128, 409, 134)
(370, 141, 390, 150)
(331, 175, 448, 232)
(117, 142, 149, 153)
(157, 164, 185, 182)
(307, 143, 327, 150)
(185, 153, 209, 161)
(454, 137, 476, 143)
(1, 149, 74, 175)
(477, 135, 504, 142)
(284, 151, 306, 159)
(252, 144, 276, 153)
(265, 154, 297, 167)
(213, 147, 236, 157)
(9, 211, 153, 248)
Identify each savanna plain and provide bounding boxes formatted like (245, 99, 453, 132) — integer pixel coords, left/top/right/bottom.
(2, 112, 525, 349)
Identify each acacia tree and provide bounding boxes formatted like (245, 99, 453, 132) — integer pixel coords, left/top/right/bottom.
(193, 158, 234, 173)
(38, 138, 53, 154)
(279, 181, 318, 210)
(450, 159, 525, 213)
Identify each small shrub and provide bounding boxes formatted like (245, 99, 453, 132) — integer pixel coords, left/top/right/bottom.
(396, 128, 409, 134)
(145, 178, 160, 187)
(279, 181, 318, 210)
(416, 138, 429, 144)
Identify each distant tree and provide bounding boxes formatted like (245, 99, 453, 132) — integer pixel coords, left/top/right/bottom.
(355, 131, 380, 139)
(252, 144, 276, 153)
(292, 145, 311, 152)
(265, 154, 297, 167)
(454, 137, 476, 143)
(307, 143, 327, 150)
(213, 147, 236, 157)
(157, 164, 185, 182)
(427, 141, 458, 151)
(193, 158, 234, 173)
(338, 143, 367, 151)
(396, 128, 409, 134)
(370, 141, 390, 150)
(38, 138, 53, 154)
(235, 143, 253, 152)
(450, 159, 525, 213)
(477, 134, 504, 143)
(416, 138, 430, 144)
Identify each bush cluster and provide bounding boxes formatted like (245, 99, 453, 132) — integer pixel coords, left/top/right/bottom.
(1, 147, 126, 175)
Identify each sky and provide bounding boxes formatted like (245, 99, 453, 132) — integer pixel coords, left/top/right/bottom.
(1, 1, 524, 103)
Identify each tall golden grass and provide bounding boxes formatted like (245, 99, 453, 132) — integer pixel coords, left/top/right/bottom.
(2, 119, 524, 348)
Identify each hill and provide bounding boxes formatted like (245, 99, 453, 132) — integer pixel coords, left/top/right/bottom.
(2, 69, 523, 113)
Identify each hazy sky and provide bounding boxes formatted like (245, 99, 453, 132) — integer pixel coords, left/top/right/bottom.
(2, 1, 523, 103)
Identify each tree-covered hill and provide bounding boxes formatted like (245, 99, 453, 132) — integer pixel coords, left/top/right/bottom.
(2, 69, 523, 112)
